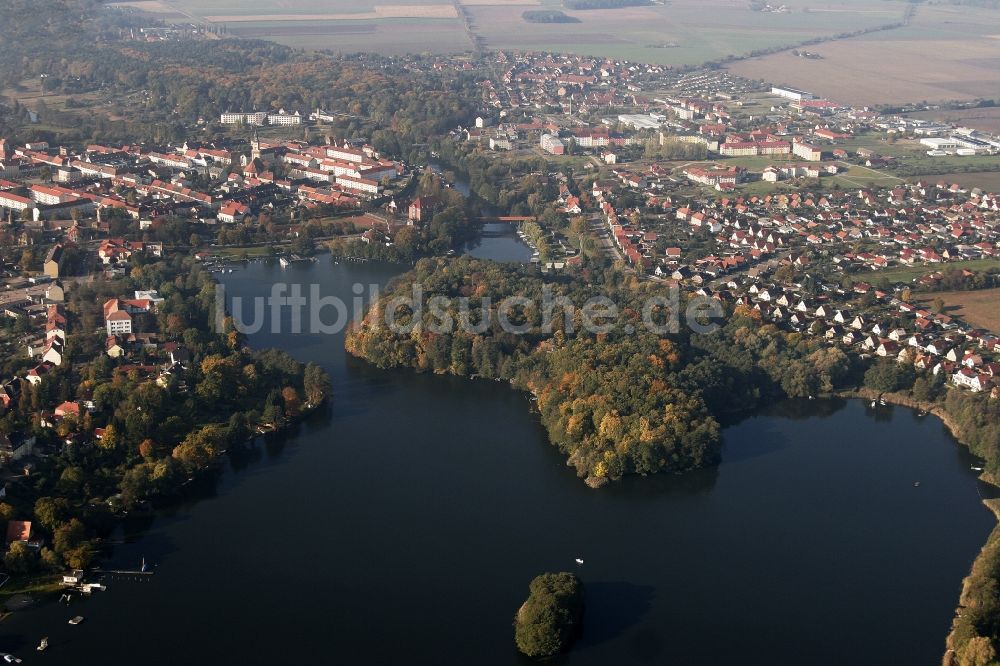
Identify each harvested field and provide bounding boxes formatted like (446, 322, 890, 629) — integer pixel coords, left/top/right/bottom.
(108, 0, 191, 18)
(176, 0, 908, 61)
(204, 5, 459, 21)
(728, 4, 1000, 105)
(916, 288, 1000, 334)
(109, 0, 176, 11)
(459, 0, 539, 4)
(903, 108, 1000, 135)
(247, 18, 473, 53)
(230, 23, 378, 37)
(470, 0, 905, 67)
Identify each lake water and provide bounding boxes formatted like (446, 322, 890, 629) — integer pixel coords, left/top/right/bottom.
(1, 241, 995, 665)
(464, 223, 534, 263)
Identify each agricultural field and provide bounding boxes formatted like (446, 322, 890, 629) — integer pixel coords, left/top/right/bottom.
(728, 3, 1000, 105)
(859, 259, 1000, 286)
(224, 18, 472, 54)
(916, 288, 1000, 334)
(141, 0, 474, 53)
(137, 0, 908, 61)
(106, 0, 194, 20)
(469, 0, 906, 66)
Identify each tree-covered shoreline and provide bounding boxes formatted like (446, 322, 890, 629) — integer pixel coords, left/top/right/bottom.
(1, 256, 330, 584)
(346, 257, 861, 486)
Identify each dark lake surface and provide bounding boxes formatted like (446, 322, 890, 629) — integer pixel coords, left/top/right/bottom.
(464, 222, 534, 263)
(1, 243, 995, 665)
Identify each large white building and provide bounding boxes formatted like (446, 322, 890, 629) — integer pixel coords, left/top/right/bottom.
(771, 86, 814, 102)
(326, 145, 367, 164)
(106, 310, 133, 335)
(0, 191, 31, 212)
(540, 133, 565, 155)
(267, 110, 302, 126)
(920, 137, 958, 151)
(617, 114, 662, 130)
(792, 140, 823, 162)
(30, 185, 77, 206)
(336, 174, 380, 195)
(220, 112, 267, 126)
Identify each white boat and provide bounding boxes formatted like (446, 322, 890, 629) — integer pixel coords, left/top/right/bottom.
(879, 398, 887, 406)
(2, 654, 23, 663)
(870, 400, 877, 408)
(37, 638, 48, 652)
(68, 616, 84, 625)
(575, 558, 584, 565)
(279, 257, 290, 268)
(972, 466, 984, 472)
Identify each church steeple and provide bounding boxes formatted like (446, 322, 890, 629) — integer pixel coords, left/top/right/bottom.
(251, 127, 261, 162)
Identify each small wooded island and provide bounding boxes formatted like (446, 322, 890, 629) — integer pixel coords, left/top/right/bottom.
(515, 572, 585, 658)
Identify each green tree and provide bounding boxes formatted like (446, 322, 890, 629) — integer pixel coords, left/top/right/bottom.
(34, 496, 68, 532)
(53, 518, 86, 555)
(303, 362, 331, 406)
(3, 541, 36, 573)
(864, 358, 914, 394)
(514, 572, 584, 658)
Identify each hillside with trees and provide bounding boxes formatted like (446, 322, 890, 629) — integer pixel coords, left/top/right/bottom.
(0, 1, 480, 151)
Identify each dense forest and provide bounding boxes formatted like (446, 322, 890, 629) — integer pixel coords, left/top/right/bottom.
(943, 390, 1000, 666)
(346, 258, 858, 485)
(0, 0, 480, 150)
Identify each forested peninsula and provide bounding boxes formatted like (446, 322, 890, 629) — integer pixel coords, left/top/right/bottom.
(346, 257, 858, 486)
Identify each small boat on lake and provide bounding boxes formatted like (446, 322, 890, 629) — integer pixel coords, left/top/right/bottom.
(37, 637, 48, 652)
(279, 256, 290, 268)
(68, 616, 84, 625)
(575, 558, 584, 565)
(972, 466, 984, 472)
